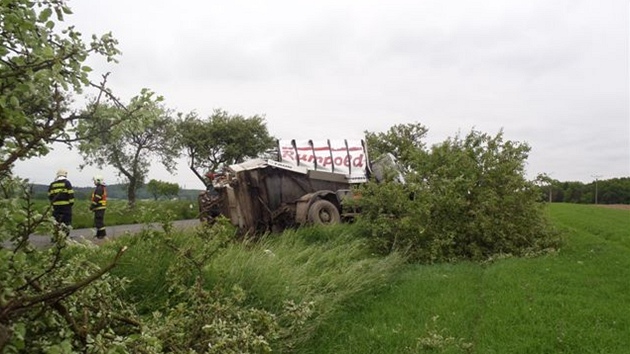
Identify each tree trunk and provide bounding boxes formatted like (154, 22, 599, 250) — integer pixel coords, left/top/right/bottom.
(127, 178, 137, 208)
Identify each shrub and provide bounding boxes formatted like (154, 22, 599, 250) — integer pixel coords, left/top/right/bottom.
(357, 129, 562, 263)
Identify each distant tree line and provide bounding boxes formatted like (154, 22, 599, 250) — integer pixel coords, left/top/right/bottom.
(543, 177, 630, 204)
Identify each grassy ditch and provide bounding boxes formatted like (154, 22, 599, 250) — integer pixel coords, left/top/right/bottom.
(79, 222, 405, 351)
(297, 203, 630, 353)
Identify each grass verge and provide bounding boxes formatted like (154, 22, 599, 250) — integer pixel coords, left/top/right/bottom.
(297, 203, 630, 353)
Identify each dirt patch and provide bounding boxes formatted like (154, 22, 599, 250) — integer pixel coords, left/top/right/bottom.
(595, 204, 630, 210)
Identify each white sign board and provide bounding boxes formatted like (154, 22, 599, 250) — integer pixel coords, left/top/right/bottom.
(278, 139, 369, 183)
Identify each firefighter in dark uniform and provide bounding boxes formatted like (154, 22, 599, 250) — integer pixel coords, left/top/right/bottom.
(90, 175, 107, 239)
(48, 168, 75, 234)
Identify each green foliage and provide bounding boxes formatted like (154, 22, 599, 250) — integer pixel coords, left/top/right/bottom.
(0, 177, 52, 243)
(0, 0, 120, 174)
(98, 219, 321, 353)
(0, 1, 155, 349)
(148, 282, 281, 353)
(1, 251, 144, 353)
(365, 122, 429, 173)
(146, 179, 180, 200)
(177, 109, 276, 183)
(133, 218, 283, 353)
(358, 128, 561, 263)
(0, 178, 150, 353)
(76, 89, 180, 207)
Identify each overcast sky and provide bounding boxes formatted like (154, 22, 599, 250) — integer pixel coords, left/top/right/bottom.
(13, 0, 630, 188)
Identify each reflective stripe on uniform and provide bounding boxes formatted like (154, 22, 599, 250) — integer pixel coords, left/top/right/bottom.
(49, 180, 74, 206)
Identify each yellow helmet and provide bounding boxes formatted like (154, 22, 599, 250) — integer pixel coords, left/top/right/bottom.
(93, 175, 104, 184)
(56, 169, 68, 177)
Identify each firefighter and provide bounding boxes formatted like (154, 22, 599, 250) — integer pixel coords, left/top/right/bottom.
(90, 174, 108, 239)
(48, 168, 75, 234)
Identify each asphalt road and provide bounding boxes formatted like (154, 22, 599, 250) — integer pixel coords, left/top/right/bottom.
(19, 219, 201, 248)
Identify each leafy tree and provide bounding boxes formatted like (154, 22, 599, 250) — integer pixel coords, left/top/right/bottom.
(146, 179, 180, 200)
(365, 122, 428, 175)
(560, 181, 585, 203)
(0, 0, 120, 176)
(600, 177, 630, 204)
(0, 1, 148, 351)
(76, 89, 180, 207)
(535, 173, 558, 203)
(356, 128, 561, 263)
(177, 109, 276, 185)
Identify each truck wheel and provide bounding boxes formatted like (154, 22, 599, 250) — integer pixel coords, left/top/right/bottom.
(308, 200, 341, 225)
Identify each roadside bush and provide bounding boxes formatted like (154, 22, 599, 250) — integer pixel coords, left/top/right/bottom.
(357, 129, 562, 263)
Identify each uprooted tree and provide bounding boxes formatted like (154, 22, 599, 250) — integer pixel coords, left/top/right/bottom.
(359, 123, 561, 263)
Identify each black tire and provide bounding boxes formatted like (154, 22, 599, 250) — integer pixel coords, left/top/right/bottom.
(307, 199, 341, 225)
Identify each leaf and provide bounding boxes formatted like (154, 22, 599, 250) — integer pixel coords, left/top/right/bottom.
(54, 7, 63, 21)
(39, 8, 53, 22)
(42, 45, 54, 57)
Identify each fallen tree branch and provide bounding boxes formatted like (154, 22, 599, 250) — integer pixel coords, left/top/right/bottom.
(0, 246, 128, 322)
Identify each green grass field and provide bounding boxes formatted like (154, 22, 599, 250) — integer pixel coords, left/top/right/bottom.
(296, 203, 630, 353)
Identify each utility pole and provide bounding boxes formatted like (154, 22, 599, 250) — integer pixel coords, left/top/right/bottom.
(591, 174, 602, 204)
(548, 172, 554, 203)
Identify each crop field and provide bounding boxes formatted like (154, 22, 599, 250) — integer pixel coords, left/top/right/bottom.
(297, 203, 630, 353)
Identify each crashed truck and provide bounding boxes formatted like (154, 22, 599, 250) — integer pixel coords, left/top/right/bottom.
(198, 139, 397, 234)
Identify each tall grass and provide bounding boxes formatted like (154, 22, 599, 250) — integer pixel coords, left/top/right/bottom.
(298, 203, 630, 353)
(207, 225, 405, 315)
(82, 223, 405, 349)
